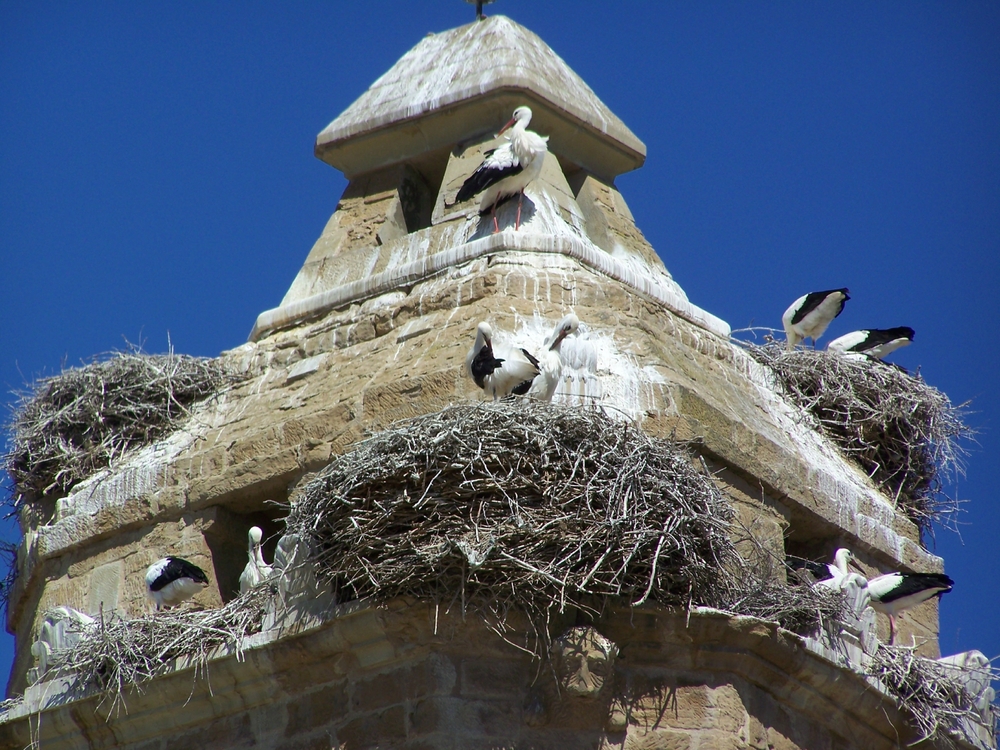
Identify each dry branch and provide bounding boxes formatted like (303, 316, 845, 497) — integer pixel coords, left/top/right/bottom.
(46, 585, 274, 715)
(4, 349, 239, 506)
(866, 643, 999, 748)
(746, 342, 972, 532)
(285, 401, 844, 644)
(36, 403, 846, 708)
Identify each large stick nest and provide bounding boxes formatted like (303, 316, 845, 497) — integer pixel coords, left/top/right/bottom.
(866, 643, 999, 748)
(285, 402, 843, 639)
(746, 343, 972, 531)
(46, 586, 274, 715)
(27, 403, 843, 707)
(4, 350, 238, 505)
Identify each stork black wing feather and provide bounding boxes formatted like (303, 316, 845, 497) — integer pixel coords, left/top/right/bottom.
(455, 144, 524, 203)
(151, 556, 209, 591)
(508, 348, 540, 396)
(790, 288, 850, 325)
(519, 348, 541, 369)
(788, 557, 833, 582)
(470, 344, 504, 390)
(877, 573, 954, 604)
(852, 327, 915, 351)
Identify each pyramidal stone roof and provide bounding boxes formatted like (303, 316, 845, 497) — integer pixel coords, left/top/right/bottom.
(316, 15, 646, 180)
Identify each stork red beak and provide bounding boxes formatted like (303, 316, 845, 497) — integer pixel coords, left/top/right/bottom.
(496, 117, 516, 138)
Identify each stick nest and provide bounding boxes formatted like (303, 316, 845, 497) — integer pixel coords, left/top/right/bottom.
(285, 402, 844, 641)
(4, 350, 239, 505)
(28, 403, 844, 707)
(46, 585, 274, 714)
(746, 343, 971, 531)
(866, 643, 999, 748)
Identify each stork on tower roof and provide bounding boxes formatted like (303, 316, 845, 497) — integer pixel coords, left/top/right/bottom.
(252, 13, 730, 342)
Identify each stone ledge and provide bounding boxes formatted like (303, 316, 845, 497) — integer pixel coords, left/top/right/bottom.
(2, 601, 981, 749)
(249, 229, 730, 341)
(666, 384, 937, 574)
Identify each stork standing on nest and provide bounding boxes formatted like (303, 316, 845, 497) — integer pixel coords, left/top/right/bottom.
(466, 321, 541, 400)
(866, 569, 954, 645)
(827, 326, 915, 360)
(239, 526, 274, 594)
(782, 288, 850, 349)
(527, 314, 580, 401)
(455, 106, 549, 233)
(145, 556, 210, 611)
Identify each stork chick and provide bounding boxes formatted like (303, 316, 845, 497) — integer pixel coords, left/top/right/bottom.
(239, 526, 274, 594)
(527, 314, 580, 401)
(455, 106, 549, 232)
(782, 288, 850, 349)
(811, 547, 869, 591)
(466, 321, 540, 400)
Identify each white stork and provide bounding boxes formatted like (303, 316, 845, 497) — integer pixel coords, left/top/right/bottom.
(795, 548, 868, 591)
(455, 106, 549, 232)
(527, 314, 580, 401)
(827, 326, 915, 359)
(866, 570, 954, 645)
(145, 556, 210, 611)
(239, 526, 274, 594)
(782, 288, 850, 350)
(466, 321, 540, 400)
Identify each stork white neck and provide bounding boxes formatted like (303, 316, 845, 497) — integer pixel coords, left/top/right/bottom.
(474, 322, 492, 352)
(545, 314, 580, 352)
(498, 106, 548, 168)
(832, 548, 853, 576)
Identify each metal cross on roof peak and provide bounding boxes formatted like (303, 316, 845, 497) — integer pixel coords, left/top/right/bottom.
(464, 0, 496, 21)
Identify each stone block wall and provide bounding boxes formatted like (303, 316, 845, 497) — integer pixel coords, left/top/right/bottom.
(7, 238, 945, 690)
(1, 602, 932, 749)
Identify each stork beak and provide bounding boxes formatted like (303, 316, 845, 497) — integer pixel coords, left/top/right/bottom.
(849, 559, 866, 575)
(496, 117, 516, 138)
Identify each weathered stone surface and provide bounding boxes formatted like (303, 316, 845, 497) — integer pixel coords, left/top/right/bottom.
(315, 16, 645, 180)
(0, 604, 933, 750)
(9, 247, 945, 694)
(282, 163, 435, 306)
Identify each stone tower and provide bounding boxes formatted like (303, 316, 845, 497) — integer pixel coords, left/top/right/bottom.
(2, 15, 993, 750)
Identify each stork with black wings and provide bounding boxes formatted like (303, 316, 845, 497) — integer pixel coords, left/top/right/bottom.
(455, 106, 549, 233)
(466, 321, 541, 400)
(782, 288, 850, 350)
(827, 326, 915, 360)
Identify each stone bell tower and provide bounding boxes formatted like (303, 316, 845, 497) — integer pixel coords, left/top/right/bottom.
(2, 14, 993, 750)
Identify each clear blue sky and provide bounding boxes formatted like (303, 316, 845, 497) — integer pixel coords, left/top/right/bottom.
(2, 2, 998, 690)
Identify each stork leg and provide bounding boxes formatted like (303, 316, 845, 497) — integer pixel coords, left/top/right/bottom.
(491, 198, 500, 234)
(888, 614, 896, 645)
(515, 190, 524, 230)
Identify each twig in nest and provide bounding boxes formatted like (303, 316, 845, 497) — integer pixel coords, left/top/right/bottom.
(4, 348, 242, 507)
(285, 401, 847, 654)
(744, 343, 973, 534)
(43, 585, 274, 715)
(866, 642, 998, 748)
